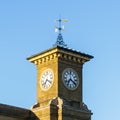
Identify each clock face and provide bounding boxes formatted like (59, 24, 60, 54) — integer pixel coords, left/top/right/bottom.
(62, 68, 79, 90)
(40, 69, 54, 90)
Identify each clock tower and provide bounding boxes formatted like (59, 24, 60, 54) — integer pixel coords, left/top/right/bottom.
(27, 19, 93, 120)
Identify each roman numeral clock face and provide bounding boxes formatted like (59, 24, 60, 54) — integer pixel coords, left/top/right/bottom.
(62, 68, 79, 90)
(40, 69, 54, 91)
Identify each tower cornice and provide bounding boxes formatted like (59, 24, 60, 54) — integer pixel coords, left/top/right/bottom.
(27, 46, 93, 65)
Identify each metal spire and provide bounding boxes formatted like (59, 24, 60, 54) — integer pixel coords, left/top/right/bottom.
(53, 18, 68, 47)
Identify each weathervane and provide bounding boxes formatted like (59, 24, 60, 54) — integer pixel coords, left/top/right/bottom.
(53, 18, 68, 47)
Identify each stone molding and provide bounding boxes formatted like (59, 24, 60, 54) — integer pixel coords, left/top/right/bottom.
(29, 51, 87, 65)
(27, 46, 93, 65)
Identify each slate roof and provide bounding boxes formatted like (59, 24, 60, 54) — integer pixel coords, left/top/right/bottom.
(0, 103, 37, 120)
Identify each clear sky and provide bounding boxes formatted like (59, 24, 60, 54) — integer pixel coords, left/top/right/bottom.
(0, 0, 120, 120)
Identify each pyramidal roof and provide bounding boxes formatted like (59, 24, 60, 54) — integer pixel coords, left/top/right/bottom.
(27, 19, 93, 62)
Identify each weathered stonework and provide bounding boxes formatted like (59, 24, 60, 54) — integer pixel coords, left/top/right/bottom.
(27, 46, 93, 120)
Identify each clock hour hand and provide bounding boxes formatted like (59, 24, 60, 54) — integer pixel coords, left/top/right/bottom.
(43, 78, 48, 85)
(65, 78, 70, 86)
(46, 79, 52, 84)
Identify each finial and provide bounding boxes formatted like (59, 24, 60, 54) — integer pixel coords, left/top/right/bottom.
(53, 18, 68, 47)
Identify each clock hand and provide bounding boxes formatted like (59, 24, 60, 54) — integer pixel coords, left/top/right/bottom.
(43, 78, 49, 85)
(69, 70, 72, 82)
(46, 79, 52, 83)
(44, 79, 47, 85)
(42, 82, 46, 88)
(70, 79, 77, 86)
(42, 79, 49, 88)
(65, 78, 71, 86)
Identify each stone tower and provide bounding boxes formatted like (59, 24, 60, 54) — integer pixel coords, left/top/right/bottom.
(27, 19, 93, 120)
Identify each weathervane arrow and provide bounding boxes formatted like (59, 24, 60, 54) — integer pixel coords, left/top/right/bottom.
(53, 18, 68, 47)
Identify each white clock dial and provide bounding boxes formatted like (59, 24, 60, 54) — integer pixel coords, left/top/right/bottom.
(40, 69, 54, 90)
(62, 68, 79, 90)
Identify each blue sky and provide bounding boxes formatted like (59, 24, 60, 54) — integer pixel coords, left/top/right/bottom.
(0, 0, 120, 120)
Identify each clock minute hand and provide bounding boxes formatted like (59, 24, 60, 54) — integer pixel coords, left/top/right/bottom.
(70, 79, 76, 86)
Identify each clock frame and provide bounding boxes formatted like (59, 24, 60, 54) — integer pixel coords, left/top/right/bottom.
(40, 68, 54, 91)
(62, 68, 79, 90)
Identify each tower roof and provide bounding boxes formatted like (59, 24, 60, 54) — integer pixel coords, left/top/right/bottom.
(27, 45, 93, 64)
(27, 18, 93, 63)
